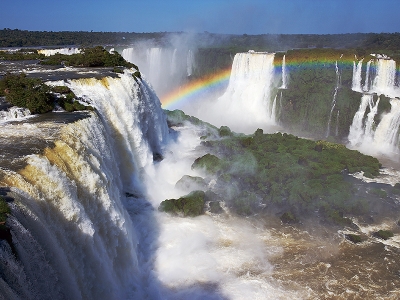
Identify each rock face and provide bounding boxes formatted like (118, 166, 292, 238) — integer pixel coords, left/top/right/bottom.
(159, 190, 206, 217)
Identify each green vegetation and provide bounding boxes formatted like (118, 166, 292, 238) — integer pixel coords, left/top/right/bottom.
(373, 230, 394, 240)
(0, 72, 54, 113)
(345, 234, 362, 244)
(0, 196, 10, 224)
(192, 154, 223, 175)
(0, 73, 92, 113)
(280, 212, 299, 224)
(159, 190, 206, 217)
(40, 46, 137, 68)
(0, 195, 10, 241)
(209, 201, 223, 214)
(192, 129, 381, 222)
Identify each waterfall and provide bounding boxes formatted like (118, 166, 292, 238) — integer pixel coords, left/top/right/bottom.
(67, 71, 168, 173)
(271, 95, 277, 124)
(348, 94, 371, 145)
(0, 72, 169, 299)
(371, 58, 398, 97)
(122, 46, 189, 97)
(0, 107, 31, 123)
(171, 49, 177, 75)
(363, 60, 372, 92)
(209, 52, 277, 133)
(373, 99, 400, 154)
(38, 48, 80, 56)
(281, 55, 287, 89)
(335, 110, 340, 136)
(363, 97, 380, 143)
(186, 50, 194, 77)
(326, 61, 340, 137)
(352, 59, 363, 92)
(147, 48, 164, 91)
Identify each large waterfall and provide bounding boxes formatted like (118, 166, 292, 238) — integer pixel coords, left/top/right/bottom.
(0, 71, 169, 299)
(349, 56, 400, 155)
(192, 52, 278, 134)
(122, 47, 195, 97)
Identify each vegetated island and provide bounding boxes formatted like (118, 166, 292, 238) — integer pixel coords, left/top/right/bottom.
(160, 110, 399, 236)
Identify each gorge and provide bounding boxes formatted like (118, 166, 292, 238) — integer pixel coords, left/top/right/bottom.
(1, 42, 400, 299)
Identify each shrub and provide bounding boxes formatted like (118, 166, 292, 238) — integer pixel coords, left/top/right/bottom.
(159, 190, 206, 217)
(374, 230, 394, 240)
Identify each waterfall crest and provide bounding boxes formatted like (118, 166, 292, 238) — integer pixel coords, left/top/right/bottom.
(211, 52, 277, 133)
(0, 72, 169, 299)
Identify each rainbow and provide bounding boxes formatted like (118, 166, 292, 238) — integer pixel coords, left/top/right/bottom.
(161, 67, 231, 109)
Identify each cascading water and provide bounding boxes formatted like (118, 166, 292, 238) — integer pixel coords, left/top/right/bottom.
(363, 60, 372, 92)
(372, 58, 398, 97)
(326, 61, 340, 137)
(186, 50, 194, 76)
(0, 107, 31, 123)
(373, 99, 400, 154)
(122, 46, 195, 98)
(38, 48, 80, 56)
(352, 59, 363, 92)
(349, 56, 400, 155)
(200, 52, 277, 133)
(280, 55, 287, 89)
(348, 94, 374, 146)
(0, 71, 169, 299)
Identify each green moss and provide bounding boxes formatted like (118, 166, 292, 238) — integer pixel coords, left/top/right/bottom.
(280, 212, 299, 224)
(374, 230, 394, 240)
(345, 234, 362, 243)
(219, 126, 232, 137)
(51, 86, 71, 94)
(159, 190, 206, 217)
(370, 188, 387, 198)
(0, 72, 54, 113)
(0, 196, 10, 224)
(192, 154, 223, 174)
(209, 201, 223, 214)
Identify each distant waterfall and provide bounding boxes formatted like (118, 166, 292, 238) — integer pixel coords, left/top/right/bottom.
(281, 55, 287, 89)
(326, 61, 340, 137)
(373, 99, 400, 153)
(187, 50, 195, 76)
(210, 52, 277, 133)
(352, 59, 363, 92)
(372, 58, 398, 97)
(348, 94, 372, 145)
(0, 73, 169, 299)
(348, 95, 400, 155)
(38, 48, 80, 56)
(348, 55, 400, 155)
(363, 60, 372, 92)
(122, 46, 193, 97)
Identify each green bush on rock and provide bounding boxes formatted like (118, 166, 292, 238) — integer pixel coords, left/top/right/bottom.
(159, 191, 206, 217)
(0, 72, 54, 113)
(373, 230, 394, 240)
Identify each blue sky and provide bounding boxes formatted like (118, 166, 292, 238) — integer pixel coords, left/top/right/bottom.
(1, 0, 399, 34)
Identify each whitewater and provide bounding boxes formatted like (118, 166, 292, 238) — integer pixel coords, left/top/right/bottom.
(0, 69, 305, 299)
(1, 50, 400, 299)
